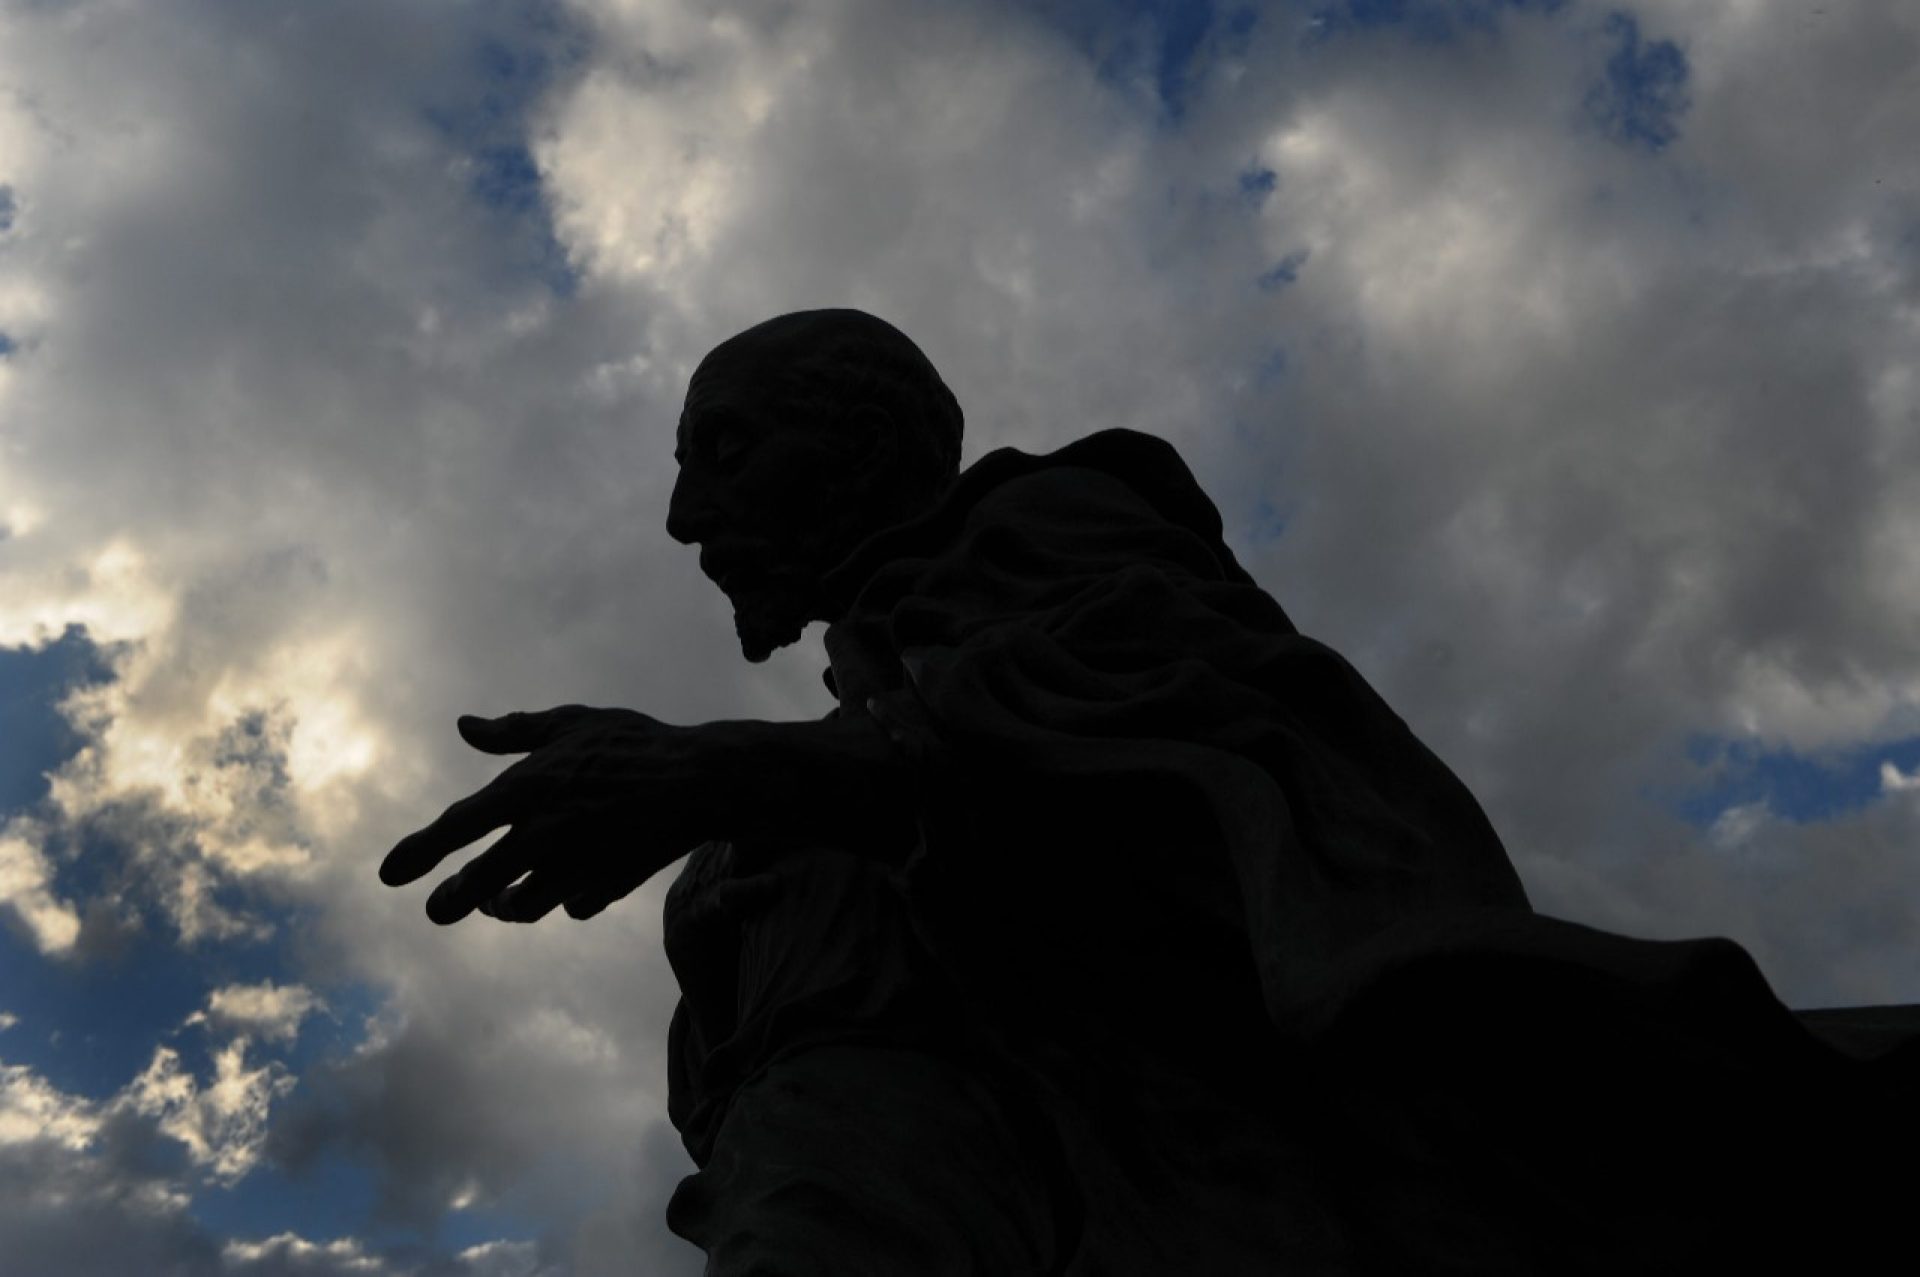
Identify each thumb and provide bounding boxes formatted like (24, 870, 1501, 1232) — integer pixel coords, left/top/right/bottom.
(456, 708, 576, 754)
(455, 714, 504, 749)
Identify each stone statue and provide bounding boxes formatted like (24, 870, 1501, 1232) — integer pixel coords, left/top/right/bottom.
(381, 310, 1912, 1274)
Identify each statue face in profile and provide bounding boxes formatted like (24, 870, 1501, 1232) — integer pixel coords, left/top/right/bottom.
(666, 309, 965, 663)
(667, 371, 879, 663)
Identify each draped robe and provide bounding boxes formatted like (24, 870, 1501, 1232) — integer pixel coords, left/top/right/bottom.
(663, 429, 1911, 1275)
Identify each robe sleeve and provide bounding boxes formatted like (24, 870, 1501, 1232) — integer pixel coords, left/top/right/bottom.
(843, 456, 1533, 1036)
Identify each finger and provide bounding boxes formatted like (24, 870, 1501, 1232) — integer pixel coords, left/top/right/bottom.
(562, 837, 708, 921)
(423, 822, 545, 925)
(563, 855, 659, 920)
(563, 890, 617, 921)
(379, 783, 520, 886)
(457, 705, 594, 755)
(490, 869, 587, 923)
(380, 778, 520, 885)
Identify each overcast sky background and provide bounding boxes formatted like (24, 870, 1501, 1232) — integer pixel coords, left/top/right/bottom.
(2, 0, 1916, 1272)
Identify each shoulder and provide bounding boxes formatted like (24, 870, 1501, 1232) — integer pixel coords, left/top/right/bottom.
(966, 460, 1145, 523)
(820, 431, 1251, 613)
(962, 429, 1197, 502)
(960, 431, 1255, 585)
(958, 430, 1197, 522)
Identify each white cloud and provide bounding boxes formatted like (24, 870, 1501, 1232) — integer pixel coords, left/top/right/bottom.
(0, 540, 177, 652)
(0, 1062, 102, 1152)
(120, 1041, 296, 1185)
(1883, 760, 1920, 793)
(454, 1238, 554, 1277)
(0, 819, 80, 956)
(1708, 800, 1772, 850)
(199, 982, 325, 1046)
(216, 1230, 554, 1276)
(223, 1232, 388, 1274)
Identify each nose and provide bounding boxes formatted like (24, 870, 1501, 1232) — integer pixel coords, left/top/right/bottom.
(666, 468, 716, 545)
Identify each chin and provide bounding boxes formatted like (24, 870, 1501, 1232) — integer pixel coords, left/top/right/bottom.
(732, 594, 808, 663)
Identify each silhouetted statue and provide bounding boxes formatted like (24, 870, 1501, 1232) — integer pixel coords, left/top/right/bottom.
(382, 310, 1913, 1274)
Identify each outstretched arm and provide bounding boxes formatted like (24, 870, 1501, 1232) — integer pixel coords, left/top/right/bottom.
(377, 704, 917, 924)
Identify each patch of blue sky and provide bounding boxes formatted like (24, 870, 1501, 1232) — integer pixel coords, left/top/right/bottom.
(0, 183, 14, 231)
(471, 144, 545, 219)
(1668, 733, 1920, 828)
(0, 625, 113, 815)
(0, 629, 182, 1092)
(423, 20, 587, 296)
(1023, 0, 1261, 122)
(0, 916, 211, 1098)
(0, 331, 13, 356)
(3, 891, 360, 1092)
(0, 626, 352, 1092)
(1035, 0, 1683, 151)
(1256, 248, 1311, 292)
(1238, 165, 1278, 207)
(3, 905, 408, 1254)
(1247, 496, 1292, 543)
(193, 1149, 382, 1250)
(1300, 0, 1571, 47)
(1583, 11, 1689, 151)
(1290, 3, 1691, 150)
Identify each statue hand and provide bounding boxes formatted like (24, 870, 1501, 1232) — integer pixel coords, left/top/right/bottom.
(378, 705, 721, 925)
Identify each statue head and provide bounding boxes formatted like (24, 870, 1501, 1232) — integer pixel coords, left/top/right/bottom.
(666, 308, 964, 662)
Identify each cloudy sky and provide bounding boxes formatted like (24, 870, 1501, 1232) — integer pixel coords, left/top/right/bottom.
(2, 0, 1916, 1271)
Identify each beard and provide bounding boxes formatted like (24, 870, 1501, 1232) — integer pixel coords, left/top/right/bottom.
(730, 572, 814, 663)
(718, 510, 875, 662)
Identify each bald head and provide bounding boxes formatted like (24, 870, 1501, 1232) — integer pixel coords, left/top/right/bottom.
(668, 309, 965, 661)
(691, 308, 963, 487)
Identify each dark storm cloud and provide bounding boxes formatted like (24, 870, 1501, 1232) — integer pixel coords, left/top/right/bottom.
(0, 1113, 220, 1277)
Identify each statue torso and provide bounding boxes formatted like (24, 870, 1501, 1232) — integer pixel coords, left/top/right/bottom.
(662, 619, 951, 1163)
